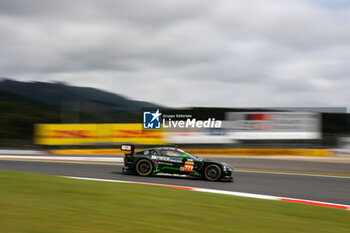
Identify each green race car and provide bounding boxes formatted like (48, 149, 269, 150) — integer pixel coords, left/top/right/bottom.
(121, 145, 234, 182)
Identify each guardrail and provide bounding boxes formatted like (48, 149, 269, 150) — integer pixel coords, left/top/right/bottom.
(0, 150, 43, 155)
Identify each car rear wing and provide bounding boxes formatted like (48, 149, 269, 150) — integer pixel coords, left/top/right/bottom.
(120, 144, 135, 156)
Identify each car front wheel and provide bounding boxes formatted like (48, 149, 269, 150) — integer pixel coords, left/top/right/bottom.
(135, 159, 153, 176)
(204, 164, 222, 181)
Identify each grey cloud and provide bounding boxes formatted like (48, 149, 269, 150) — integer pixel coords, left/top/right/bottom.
(209, 0, 350, 49)
(0, 0, 350, 108)
(0, 0, 211, 26)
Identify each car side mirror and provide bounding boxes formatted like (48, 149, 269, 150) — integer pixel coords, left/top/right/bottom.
(182, 154, 188, 161)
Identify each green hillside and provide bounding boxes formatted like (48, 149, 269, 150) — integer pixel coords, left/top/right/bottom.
(0, 79, 159, 117)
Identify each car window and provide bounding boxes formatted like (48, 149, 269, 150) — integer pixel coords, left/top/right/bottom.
(177, 149, 198, 159)
(151, 150, 159, 155)
(161, 149, 182, 157)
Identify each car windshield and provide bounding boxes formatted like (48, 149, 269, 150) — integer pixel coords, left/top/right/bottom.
(177, 149, 198, 159)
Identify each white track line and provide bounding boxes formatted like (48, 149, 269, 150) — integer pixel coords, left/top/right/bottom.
(236, 170, 350, 179)
(64, 176, 350, 210)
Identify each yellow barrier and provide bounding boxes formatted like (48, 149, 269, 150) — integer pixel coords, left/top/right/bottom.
(35, 124, 166, 145)
(35, 124, 99, 145)
(185, 149, 333, 157)
(49, 149, 125, 155)
(49, 148, 333, 156)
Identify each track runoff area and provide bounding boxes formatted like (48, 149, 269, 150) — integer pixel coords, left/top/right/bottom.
(0, 151, 349, 211)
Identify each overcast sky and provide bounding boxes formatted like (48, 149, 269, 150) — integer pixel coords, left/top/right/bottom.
(0, 0, 350, 108)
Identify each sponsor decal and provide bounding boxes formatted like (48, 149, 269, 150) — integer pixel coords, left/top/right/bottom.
(121, 145, 132, 151)
(184, 164, 194, 172)
(151, 155, 183, 163)
(170, 159, 183, 163)
(151, 155, 170, 161)
(182, 161, 194, 172)
(158, 161, 172, 166)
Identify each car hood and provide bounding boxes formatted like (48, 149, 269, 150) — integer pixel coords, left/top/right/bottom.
(198, 158, 234, 170)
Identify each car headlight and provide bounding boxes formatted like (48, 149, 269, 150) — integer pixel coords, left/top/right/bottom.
(224, 165, 234, 172)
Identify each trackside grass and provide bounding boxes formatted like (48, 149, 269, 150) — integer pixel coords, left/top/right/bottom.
(0, 171, 349, 233)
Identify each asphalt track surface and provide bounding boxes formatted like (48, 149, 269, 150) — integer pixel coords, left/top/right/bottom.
(213, 157, 350, 175)
(1, 160, 350, 205)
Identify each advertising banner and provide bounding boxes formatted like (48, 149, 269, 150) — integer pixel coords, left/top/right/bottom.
(35, 123, 165, 145)
(225, 112, 321, 140)
(35, 124, 97, 145)
(165, 128, 232, 144)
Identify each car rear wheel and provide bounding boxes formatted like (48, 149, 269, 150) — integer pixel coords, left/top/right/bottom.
(204, 164, 222, 181)
(135, 159, 153, 176)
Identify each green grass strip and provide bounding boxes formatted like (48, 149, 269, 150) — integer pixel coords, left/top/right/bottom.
(0, 171, 349, 233)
